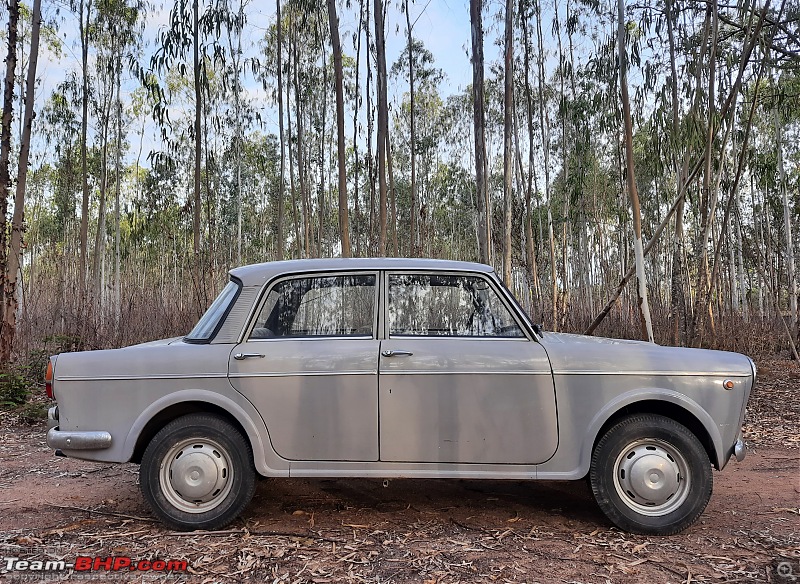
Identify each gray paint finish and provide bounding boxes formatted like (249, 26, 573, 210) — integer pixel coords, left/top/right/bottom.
(229, 338, 380, 462)
(378, 337, 556, 464)
(46, 258, 754, 486)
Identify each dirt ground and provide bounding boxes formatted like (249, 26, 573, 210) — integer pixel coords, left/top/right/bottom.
(1, 359, 798, 583)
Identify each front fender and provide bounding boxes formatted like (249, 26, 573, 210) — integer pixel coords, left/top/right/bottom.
(579, 388, 723, 475)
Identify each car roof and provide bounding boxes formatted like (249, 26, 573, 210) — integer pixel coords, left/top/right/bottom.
(229, 258, 495, 287)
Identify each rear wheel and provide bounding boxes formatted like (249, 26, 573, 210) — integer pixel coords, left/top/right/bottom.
(140, 413, 256, 531)
(589, 414, 712, 535)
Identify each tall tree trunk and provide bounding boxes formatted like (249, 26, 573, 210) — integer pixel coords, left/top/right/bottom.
(276, 0, 286, 259)
(405, 0, 417, 255)
(0, 0, 19, 337)
(353, 0, 364, 257)
(328, 0, 351, 257)
(666, 0, 687, 346)
(192, 0, 203, 309)
(374, 0, 388, 255)
(470, 0, 489, 264)
(365, 0, 375, 253)
(689, 3, 718, 346)
(386, 132, 398, 256)
(502, 0, 513, 284)
(522, 12, 540, 305)
(292, 30, 310, 257)
(92, 96, 109, 321)
(78, 0, 92, 314)
(777, 116, 798, 350)
(233, 0, 243, 264)
(285, 21, 301, 258)
(617, 0, 654, 342)
(1, 0, 40, 363)
(114, 65, 121, 328)
(534, 0, 556, 328)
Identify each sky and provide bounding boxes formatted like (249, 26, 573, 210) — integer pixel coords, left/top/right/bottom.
(31, 0, 503, 169)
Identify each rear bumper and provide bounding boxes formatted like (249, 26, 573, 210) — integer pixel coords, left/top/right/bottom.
(47, 427, 113, 450)
(46, 406, 112, 450)
(734, 437, 746, 462)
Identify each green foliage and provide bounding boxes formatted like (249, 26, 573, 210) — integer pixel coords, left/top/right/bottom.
(0, 370, 33, 409)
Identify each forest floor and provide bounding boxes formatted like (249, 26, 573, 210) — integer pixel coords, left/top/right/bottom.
(0, 359, 798, 583)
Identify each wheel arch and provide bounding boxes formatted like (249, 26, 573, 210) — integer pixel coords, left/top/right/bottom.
(122, 390, 286, 477)
(583, 392, 724, 474)
(130, 402, 248, 464)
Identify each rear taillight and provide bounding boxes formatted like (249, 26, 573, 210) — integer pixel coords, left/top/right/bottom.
(45, 360, 53, 399)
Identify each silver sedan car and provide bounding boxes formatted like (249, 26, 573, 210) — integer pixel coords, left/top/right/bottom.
(46, 258, 754, 534)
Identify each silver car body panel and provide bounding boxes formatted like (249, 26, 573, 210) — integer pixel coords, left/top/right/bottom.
(47, 258, 754, 481)
(229, 338, 380, 461)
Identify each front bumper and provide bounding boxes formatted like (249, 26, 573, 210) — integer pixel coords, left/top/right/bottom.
(46, 406, 112, 451)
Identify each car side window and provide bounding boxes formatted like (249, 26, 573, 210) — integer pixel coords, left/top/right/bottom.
(250, 274, 376, 339)
(388, 273, 525, 338)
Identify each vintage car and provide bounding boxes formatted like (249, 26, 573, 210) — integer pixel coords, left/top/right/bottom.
(45, 258, 754, 535)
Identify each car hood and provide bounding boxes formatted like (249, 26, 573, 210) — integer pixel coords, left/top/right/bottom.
(539, 332, 753, 376)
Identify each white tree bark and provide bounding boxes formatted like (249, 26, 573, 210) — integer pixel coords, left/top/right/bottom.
(776, 116, 798, 345)
(617, 0, 654, 343)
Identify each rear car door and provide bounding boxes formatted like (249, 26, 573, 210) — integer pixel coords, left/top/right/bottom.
(229, 272, 380, 462)
(379, 271, 557, 464)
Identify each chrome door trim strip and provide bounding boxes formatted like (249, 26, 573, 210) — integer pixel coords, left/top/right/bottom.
(229, 370, 378, 378)
(550, 370, 752, 377)
(58, 373, 230, 381)
(379, 370, 551, 376)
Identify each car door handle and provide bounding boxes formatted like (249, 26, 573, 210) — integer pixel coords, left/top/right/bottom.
(234, 353, 265, 360)
(381, 350, 413, 358)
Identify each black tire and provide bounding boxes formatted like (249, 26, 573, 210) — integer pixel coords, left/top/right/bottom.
(589, 414, 712, 536)
(140, 413, 256, 531)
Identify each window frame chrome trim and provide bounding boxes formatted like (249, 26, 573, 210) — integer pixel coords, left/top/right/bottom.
(383, 269, 533, 341)
(240, 270, 381, 342)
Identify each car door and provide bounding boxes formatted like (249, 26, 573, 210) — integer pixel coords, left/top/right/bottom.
(379, 271, 557, 465)
(229, 272, 380, 462)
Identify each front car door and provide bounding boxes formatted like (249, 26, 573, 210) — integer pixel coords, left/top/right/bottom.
(379, 271, 558, 464)
(229, 272, 380, 462)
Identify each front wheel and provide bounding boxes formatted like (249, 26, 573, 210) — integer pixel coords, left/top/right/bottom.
(140, 413, 256, 531)
(589, 414, 712, 535)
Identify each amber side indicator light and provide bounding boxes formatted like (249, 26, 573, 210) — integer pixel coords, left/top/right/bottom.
(45, 361, 53, 399)
(723, 379, 735, 390)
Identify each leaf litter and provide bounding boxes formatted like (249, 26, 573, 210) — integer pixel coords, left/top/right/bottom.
(0, 359, 797, 582)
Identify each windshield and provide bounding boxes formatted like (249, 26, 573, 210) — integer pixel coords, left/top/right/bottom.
(184, 279, 241, 343)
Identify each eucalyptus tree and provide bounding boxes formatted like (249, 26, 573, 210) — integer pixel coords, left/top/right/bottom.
(470, 0, 489, 265)
(147, 0, 234, 310)
(275, 0, 285, 259)
(2, 0, 41, 357)
(617, 0, 653, 343)
(89, 0, 142, 323)
(501, 0, 513, 285)
(0, 0, 20, 326)
(374, 0, 389, 255)
(0, 0, 41, 362)
(532, 0, 557, 328)
(76, 0, 93, 314)
(327, 0, 351, 257)
(391, 39, 443, 255)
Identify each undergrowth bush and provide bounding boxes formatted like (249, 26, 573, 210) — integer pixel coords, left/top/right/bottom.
(0, 369, 33, 408)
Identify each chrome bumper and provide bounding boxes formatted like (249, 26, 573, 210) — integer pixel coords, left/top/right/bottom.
(734, 437, 746, 462)
(46, 406, 112, 450)
(47, 406, 59, 431)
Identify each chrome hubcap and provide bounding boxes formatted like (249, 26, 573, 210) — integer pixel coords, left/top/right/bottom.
(160, 438, 233, 514)
(613, 439, 689, 516)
